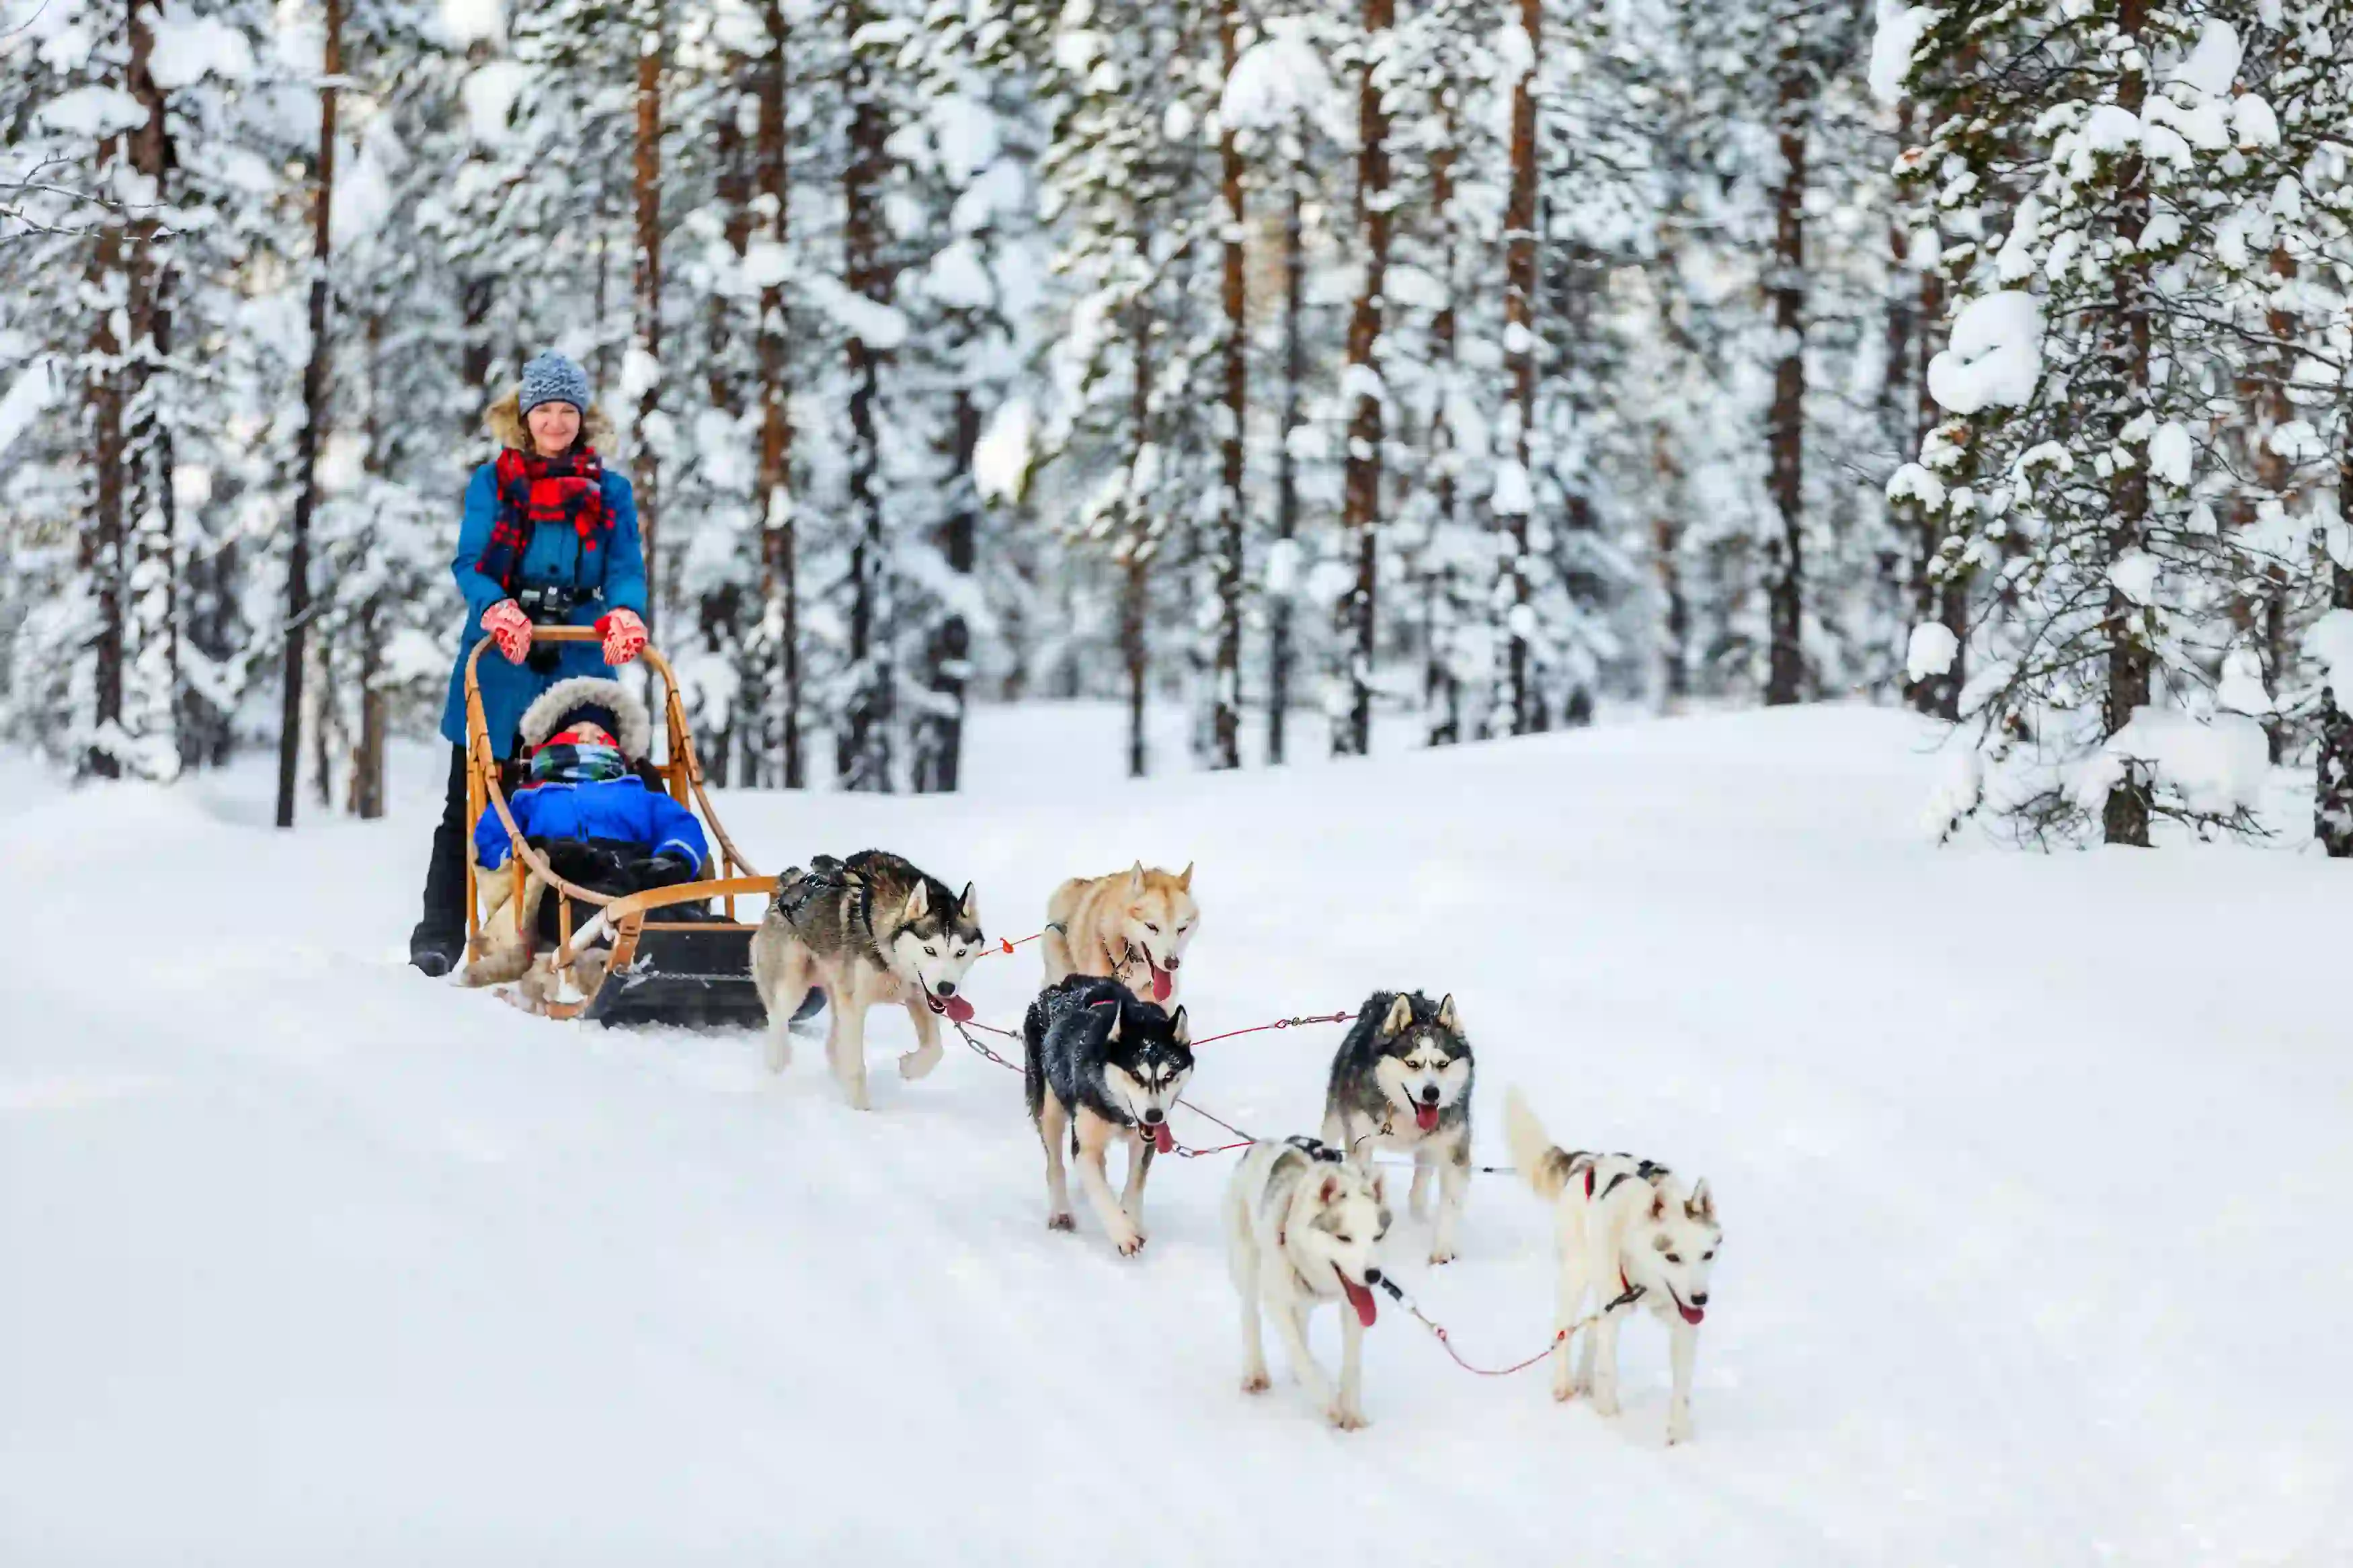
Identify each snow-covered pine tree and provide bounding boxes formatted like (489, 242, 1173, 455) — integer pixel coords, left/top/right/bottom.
(1032, 0, 1221, 777)
(1887, 0, 2331, 843)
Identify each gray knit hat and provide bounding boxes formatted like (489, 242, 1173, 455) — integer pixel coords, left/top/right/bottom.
(518, 352, 592, 418)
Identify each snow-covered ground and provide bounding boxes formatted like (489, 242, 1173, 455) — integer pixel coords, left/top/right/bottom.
(4, 703, 2348, 1565)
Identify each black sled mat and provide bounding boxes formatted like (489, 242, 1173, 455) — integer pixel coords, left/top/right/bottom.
(582, 923, 766, 1031)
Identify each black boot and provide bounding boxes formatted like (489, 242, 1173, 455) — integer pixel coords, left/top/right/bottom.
(410, 744, 471, 976)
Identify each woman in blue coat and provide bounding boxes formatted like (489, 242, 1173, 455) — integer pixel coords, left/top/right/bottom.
(409, 352, 651, 975)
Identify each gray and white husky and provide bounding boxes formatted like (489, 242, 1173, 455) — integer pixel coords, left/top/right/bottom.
(1503, 1086, 1723, 1444)
(750, 850, 982, 1110)
(1023, 975, 1194, 1256)
(1322, 991, 1474, 1264)
(1224, 1137, 1392, 1430)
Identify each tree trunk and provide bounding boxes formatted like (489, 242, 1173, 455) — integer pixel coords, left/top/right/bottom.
(1269, 173, 1303, 767)
(1211, 0, 1246, 772)
(633, 5, 666, 632)
(915, 390, 980, 793)
(1763, 48, 1808, 708)
(2102, 0, 2153, 846)
(2317, 460, 2353, 855)
(1501, 0, 1538, 735)
(838, 2, 893, 792)
(352, 312, 387, 821)
(85, 100, 126, 782)
(2253, 245, 2295, 762)
(756, 0, 801, 787)
(1334, 0, 1393, 758)
(276, 0, 340, 828)
(1124, 303, 1152, 780)
(1425, 87, 1461, 747)
(126, 0, 176, 766)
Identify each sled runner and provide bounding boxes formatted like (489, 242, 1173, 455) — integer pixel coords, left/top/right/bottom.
(463, 626, 770, 1028)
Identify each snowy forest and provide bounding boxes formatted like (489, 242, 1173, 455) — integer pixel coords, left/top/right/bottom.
(5, 0, 2353, 849)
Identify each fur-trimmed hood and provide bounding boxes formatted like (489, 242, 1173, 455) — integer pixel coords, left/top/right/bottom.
(517, 676, 653, 761)
(485, 389, 619, 456)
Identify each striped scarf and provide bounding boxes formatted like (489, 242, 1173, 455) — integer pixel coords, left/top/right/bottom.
(527, 741, 627, 787)
(478, 445, 608, 596)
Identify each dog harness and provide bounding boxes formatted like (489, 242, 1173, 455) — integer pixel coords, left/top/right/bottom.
(1562, 1150, 1672, 1201)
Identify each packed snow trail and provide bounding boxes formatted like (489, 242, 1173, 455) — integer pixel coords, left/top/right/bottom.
(3, 707, 2347, 1565)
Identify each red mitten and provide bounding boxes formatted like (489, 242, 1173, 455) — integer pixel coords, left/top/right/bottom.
(481, 599, 532, 664)
(598, 607, 647, 666)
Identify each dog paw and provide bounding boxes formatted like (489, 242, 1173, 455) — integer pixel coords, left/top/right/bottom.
(1427, 1244, 1458, 1266)
(764, 1041, 793, 1073)
(1046, 1213, 1076, 1232)
(1591, 1393, 1621, 1418)
(1111, 1227, 1145, 1256)
(1241, 1372, 1271, 1395)
(1327, 1405, 1369, 1432)
(1552, 1380, 1576, 1404)
(898, 1047, 941, 1081)
(1666, 1415, 1693, 1446)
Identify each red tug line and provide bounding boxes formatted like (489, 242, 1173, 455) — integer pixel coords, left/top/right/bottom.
(950, 1007, 1346, 1157)
(949, 1003, 1573, 1378)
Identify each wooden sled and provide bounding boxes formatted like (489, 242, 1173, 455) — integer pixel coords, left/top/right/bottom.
(463, 626, 770, 1028)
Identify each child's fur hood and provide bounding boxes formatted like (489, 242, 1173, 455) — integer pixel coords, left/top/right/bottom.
(485, 389, 618, 456)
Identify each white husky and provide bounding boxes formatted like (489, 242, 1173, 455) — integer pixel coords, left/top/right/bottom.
(1224, 1138, 1392, 1431)
(1503, 1087, 1722, 1444)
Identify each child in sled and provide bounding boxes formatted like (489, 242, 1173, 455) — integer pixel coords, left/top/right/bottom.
(465, 676, 709, 1009)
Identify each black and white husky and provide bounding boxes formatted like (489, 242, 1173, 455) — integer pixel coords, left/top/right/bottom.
(1023, 975, 1194, 1256)
(1322, 991, 1474, 1263)
(1504, 1087, 1723, 1444)
(1224, 1137, 1392, 1430)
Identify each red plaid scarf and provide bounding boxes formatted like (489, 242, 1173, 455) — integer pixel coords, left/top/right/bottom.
(479, 446, 610, 596)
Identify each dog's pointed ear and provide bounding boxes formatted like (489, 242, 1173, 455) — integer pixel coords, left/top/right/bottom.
(1105, 1005, 1123, 1042)
(903, 879, 930, 921)
(1381, 994, 1414, 1036)
(1650, 1188, 1669, 1221)
(1318, 1173, 1343, 1206)
(958, 880, 979, 924)
(1168, 1005, 1190, 1046)
(1435, 992, 1460, 1032)
(1178, 860, 1194, 891)
(1127, 861, 1146, 893)
(1687, 1179, 1714, 1221)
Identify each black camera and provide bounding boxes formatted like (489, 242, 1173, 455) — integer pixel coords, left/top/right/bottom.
(514, 584, 592, 673)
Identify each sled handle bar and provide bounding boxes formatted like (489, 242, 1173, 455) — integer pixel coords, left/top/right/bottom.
(461, 628, 768, 973)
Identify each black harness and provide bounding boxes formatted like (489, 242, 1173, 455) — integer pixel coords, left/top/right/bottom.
(1560, 1149, 1673, 1201)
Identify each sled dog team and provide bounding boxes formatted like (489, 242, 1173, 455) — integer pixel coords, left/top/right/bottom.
(748, 849, 1724, 1442)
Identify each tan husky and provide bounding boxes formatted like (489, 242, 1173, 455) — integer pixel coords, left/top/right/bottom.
(1041, 862, 1199, 1005)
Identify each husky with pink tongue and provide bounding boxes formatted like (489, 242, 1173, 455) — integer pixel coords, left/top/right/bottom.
(1039, 861, 1199, 1006)
(1023, 976, 1194, 1257)
(1224, 1137, 1392, 1431)
(1503, 1087, 1723, 1445)
(1322, 991, 1474, 1265)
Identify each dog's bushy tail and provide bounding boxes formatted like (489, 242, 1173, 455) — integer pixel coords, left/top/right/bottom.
(1503, 1086, 1575, 1199)
(1021, 992, 1049, 1122)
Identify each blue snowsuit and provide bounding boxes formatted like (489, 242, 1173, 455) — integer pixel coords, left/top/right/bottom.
(437, 462, 649, 759)
(474, 776, 709, 873)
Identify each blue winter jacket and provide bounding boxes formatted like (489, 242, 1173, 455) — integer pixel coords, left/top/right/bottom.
(473, 776, 709, 873)
(438, 461, 649, 758)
